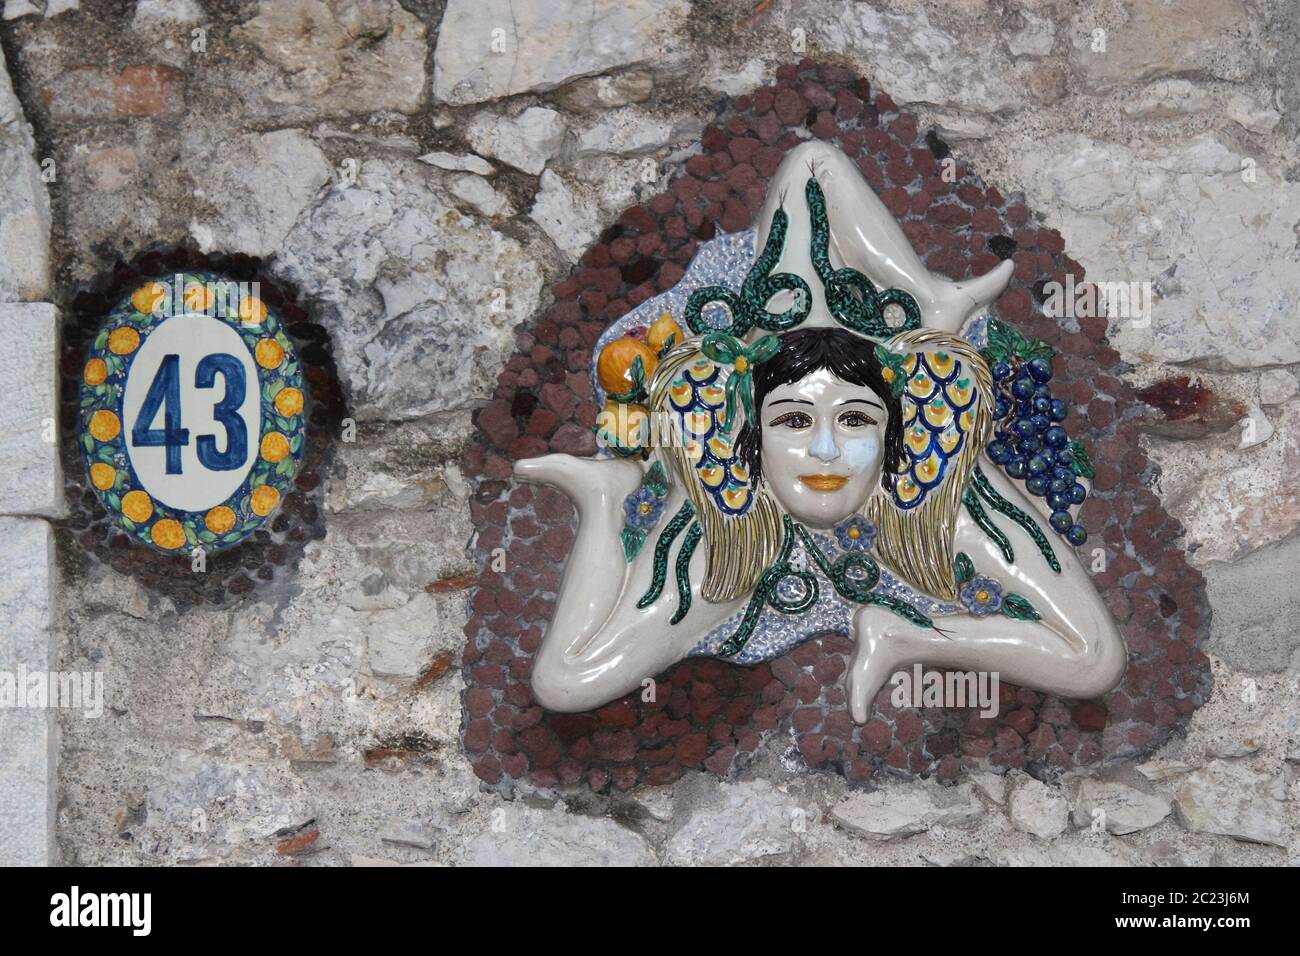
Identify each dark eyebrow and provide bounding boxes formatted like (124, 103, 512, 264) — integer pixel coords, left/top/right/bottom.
(768, 398, 814, 406)
(837, 398, 884, 409)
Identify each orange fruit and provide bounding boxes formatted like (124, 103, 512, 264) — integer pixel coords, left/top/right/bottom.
(273, 387, 303, 417)
(88, 410, 121, 442)
(205, 506, 236, 534)
(250, 485, 280, 516)
(183, 283, 212, 312)
(121, 490, 153, 523)
(108, 327, 140, 355)
(150, 518, 185, 550)
(131, 282, 167, 315)
(89, 463, 116, 490)
(646, 312, 684, 352)
(238, 296, 268, 324)
(596, 337, 657, 396)
(255, 338, 285, 369)
(83, 358, 108, 385)
(260, 431, 290, 462)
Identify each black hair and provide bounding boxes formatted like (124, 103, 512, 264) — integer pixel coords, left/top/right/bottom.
(735, 327, 905, 492)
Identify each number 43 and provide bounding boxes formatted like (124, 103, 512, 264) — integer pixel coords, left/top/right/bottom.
(132, 353, 248, 474)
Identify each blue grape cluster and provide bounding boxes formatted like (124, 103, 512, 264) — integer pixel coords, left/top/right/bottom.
(985, 356, 1089, 546)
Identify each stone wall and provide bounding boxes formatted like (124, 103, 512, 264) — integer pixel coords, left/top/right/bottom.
(0, 0, 1295, 865)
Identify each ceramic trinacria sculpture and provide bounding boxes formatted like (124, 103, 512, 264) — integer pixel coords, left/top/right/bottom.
(516, 141, 1125, 723)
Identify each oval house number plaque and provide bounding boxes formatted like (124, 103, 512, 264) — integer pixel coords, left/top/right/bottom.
(79, 272, 306, 553)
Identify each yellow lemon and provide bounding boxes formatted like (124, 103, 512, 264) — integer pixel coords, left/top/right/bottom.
(596, 337, 657, 396)
(260, 431, 290, 462)
(88, 409, 121, 442)
(108, 327, 140, 355)
(131, 282, 167, 315)
(150, 518, 185, 550)
(239, 296, 268, 324)
(273, 387, 304, 417)
(250, 484, 280, 516)
(89, 463, 116, 490)
(121, 490, 153, 523)
(83, 358, 108, 385)
(597, 399, 647, 449)
(646, 312, 684, 352)
(183, 283, 212, 312)
(255, 338, 285, 369)
(205, 506, 236, 534)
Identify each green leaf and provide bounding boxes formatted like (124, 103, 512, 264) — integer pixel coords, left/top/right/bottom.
(81, 433, 95, 454)
(106, 492, 121, 510)
(198, 530, 217, 543)
(954, 551, 974, 585)
(94, 329, 109, 350)
(644, 461, 669, 497)
(621, 526, 647, 562)
(1067, 440, 1095, 480)
(1001, 592, 1041, 621)
(122, 518, 136, 532)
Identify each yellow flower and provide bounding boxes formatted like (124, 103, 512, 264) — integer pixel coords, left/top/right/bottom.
(131, 282, 167, 315)
(260, 431, 290, 462)
(89, 463, 116, 490)
(238, 296, 268, 324)
(183, 283, 212, 312)
(108, 327, 140, 355)
(88, 410, 121, 442)
(255, 338, 285, 369)
(150, 518, 185, 550)
(733, 356, 749, 374)
(250, 485, 280, 516)
(205, 506, 236, 534)
(83, 358, 108, 385)
(273, 387, 304, 417)
(121, 490, 153, 523)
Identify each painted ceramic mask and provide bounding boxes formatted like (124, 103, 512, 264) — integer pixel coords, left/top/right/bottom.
(517, 140, 1126, 724)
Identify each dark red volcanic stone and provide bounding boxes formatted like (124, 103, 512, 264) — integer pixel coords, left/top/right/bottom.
(459, 59, 1212, 793)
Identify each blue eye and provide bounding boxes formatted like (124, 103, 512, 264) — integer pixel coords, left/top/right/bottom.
(838, 410, 877, 428)
(769, 411, 813, 429)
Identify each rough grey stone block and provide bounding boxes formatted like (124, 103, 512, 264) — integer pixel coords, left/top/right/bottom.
(0, 302, 63, 517)
(0, 516, 56, 865)
(0, 45, 50, 302)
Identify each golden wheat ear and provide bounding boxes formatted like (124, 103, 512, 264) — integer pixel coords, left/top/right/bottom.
(648, 345, 784, 603)
(866, 329, 994, 602)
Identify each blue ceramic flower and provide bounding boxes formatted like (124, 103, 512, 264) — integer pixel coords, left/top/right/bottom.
(623, 486, 665, 530)
(960, 576, 1003, 616)
(834, 515, 876, 552)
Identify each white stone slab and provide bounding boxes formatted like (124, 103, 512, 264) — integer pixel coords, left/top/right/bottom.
(0, 302, 63, 517)
(0, 516, 56, 865)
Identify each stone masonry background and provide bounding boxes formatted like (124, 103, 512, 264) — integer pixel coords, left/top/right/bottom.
(0, 0, 1296, 865)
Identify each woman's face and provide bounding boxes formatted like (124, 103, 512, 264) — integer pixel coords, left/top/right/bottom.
(759, 368, 888, 528)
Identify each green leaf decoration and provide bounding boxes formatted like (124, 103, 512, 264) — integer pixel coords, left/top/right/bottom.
(954, 551, 974, 585)
(1001, 592, 1042, 621)
(1067, 439, 1095, 480)
(81, 433, 94, 454)
(983, 317, 1055, 365)
(657, 332, 677, 357)
(621, 526, 648, 562)
(198, 530, 217, 543)
(644, 461, 669, 498)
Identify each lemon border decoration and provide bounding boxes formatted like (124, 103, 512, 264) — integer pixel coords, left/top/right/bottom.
(78, 270, 307, 554)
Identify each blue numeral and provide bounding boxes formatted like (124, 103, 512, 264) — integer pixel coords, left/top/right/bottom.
(195, 354, 248, 471)
(132, 352, 249, 475)
(132, 354, 189, 474)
